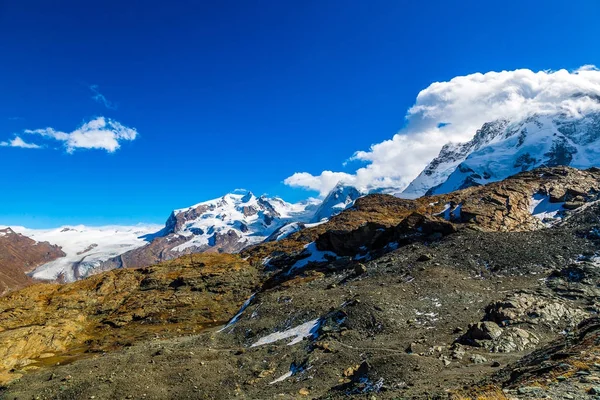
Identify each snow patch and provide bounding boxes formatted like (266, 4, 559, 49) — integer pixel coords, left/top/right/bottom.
(269, 370, 293, 385)
(288, 242, 337, 274)
(435, 203, 462, 221)
(250, 318, 321, 347)
(218, 293, 256, 332)
(529, 194, 564, 223)
(269, 362, 309, 385)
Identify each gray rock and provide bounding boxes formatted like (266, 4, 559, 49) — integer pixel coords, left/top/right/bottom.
(469, 354, 487, 364)
(517, 386, 543, 395)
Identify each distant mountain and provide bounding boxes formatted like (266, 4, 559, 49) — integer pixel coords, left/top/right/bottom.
(91, 191, 320, 272)
(164, 190, 318, 252)
(404, 112, 600, 196)
(10, 225, 161, 282)
(5, 187, 364, 283)
(91, 187, 363, 274)
(310, 183, 363, 223)
(0, 227, 65, 294)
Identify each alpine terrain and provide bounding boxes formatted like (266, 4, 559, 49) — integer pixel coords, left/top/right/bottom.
(1, 166, 600, 400)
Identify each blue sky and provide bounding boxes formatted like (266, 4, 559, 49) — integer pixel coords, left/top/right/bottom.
(1, 0, 599, 228)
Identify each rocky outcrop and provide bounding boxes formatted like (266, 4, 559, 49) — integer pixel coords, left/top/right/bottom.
(0, 228, 65, 295)
(457, 318, 600, 399)
(315, 214, 456, 256)
(484, 292, 588, 328)
(460, 322, 540, 353)
(458, 290, 589, 354)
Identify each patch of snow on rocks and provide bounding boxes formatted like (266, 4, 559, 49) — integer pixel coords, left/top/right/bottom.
(218, 293, 256, 332)
(288, 242, 337, 273)
(529, 194, 564, 223)
(250, 318, 321, 347)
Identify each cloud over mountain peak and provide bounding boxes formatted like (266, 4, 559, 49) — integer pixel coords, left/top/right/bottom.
(284, 66, 600, 195)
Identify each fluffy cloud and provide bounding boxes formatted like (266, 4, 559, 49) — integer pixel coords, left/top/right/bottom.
(1, 117, 138, 153)
(90, 85, 117, 110)
(284, 66, 600, 196)
(0, 136, 41, 149)
(284, 171, 355, 196)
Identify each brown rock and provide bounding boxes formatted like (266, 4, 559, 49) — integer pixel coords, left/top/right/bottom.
(354, 263, 367, 275)
(0, 228, 65, 295)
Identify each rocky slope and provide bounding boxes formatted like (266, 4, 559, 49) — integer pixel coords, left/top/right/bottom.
(0, 228, 64, 295)
(1, 166, 600, 399)
(0, 253, 258, 384)
(243, 166, 600, 273)
(404, 112, 600, 197)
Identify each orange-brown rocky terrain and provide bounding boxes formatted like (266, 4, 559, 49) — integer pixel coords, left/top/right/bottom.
(0, 253, 258, 383)
(0, 228, 64, 295)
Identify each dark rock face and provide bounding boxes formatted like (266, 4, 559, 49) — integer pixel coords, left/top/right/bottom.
(315, 213, 456, 256)
(316, 222, 394, 256)
(165, 204, 212, 234)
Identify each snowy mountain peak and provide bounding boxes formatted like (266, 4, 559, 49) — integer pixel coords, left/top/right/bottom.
(403, 119, 510, 197)
(404, 111, 600, 197)
(164, 191, 317, 253)
(311, 183, 363, 223)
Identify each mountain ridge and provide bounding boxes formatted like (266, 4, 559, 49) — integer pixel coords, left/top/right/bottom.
(404, 111, 600, 197)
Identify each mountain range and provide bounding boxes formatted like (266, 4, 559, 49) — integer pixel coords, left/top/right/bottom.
(2, 110, 600, 293)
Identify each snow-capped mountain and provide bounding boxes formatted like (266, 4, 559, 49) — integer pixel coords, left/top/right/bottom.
(141, 185, 362, 255)
(88, 190, 322, 273)
(1, 224, 161, 282)
(310, 183, 363, 223)
(3, 186, 364, 283)
(404, 112, 600, 196)
(165, 190, 319, 252)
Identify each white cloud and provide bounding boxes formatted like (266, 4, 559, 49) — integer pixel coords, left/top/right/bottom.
(284, 66, 600, 195)
(19, 117, 137, 153)
(90, 85, 117, 110)
(284, 171, 355, 196)
(0, 136, 41, 149)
